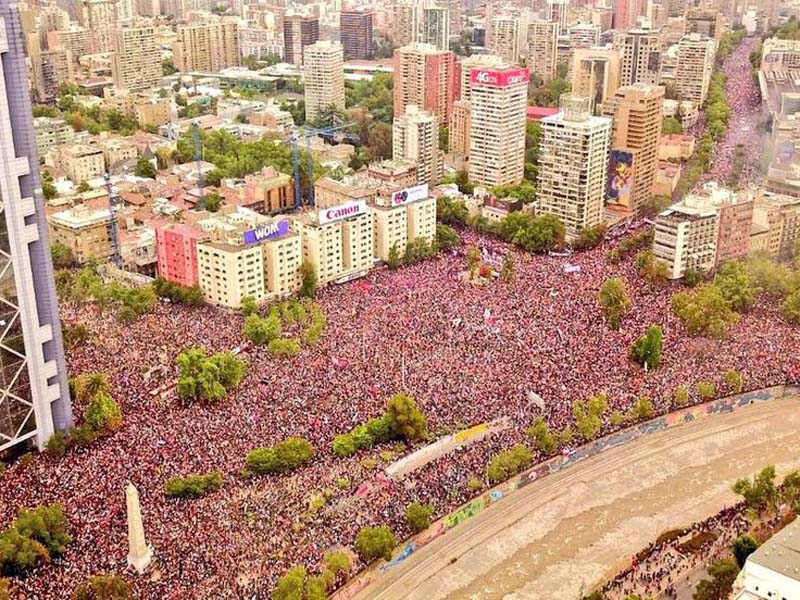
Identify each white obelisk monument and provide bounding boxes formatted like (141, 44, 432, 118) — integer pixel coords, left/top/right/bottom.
(126, 482, 154, 573)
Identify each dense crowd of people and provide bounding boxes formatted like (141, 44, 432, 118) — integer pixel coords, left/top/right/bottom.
(0, 218, 796, 598)
(602, 506, 750, 599)
(701, 35, 766, 188)
(0, 36, 795, 600)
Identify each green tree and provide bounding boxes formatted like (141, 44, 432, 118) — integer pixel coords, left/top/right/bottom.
(527, 417, 557, 455)
(73, 372, 110, 403)
(12, 504, 71, 557)
(72, 574, 133, 600)
(134, 156, 156, 179)
(692, 558, 739, 600)
(454, 169, 474, 195)
(246, 437, 315, 475)
(723, 369, 744, 393)
(203, 191, 222, 212)
(715, 261, 761, 312)
(487, 444, 532, 483)
(299, 261, 317, 298)
(636, 251, 669, 285)
(271, 565, 306, 600)
(243, 314, 282, 345)
(696, 381, 716, 399)
(732, 465, 777, 512)
(732, 534, 758, 568)
(573, 224, 607, 251)
(671, 284, 740, 338)
(386, 244, 402, 269)
(405, 502, 433, 533)
(573, 394, 608, 440)
(629, 396, 654, 421)
(240, 296, 258, 316)
(84, 392, 122, 433)
(673, 386, 689, 406)
(162, 59, 178, 75)
(466, 247, 480, 279)
(165, 472, 223, 499)
(354, 526, 396, 563)
(598, 278, 631, 330)
(662, 116, 683, 134)
(629, 326, 663, 370)
(500, 253, 515, 283)
(781, 289, 800, 324)
(76, 181, 91, 193)
(51, 242, 74, 269)
(0, 530, 50, 577)
(435, 224, 460, 251)
(437, 196, 469, 224)
(176, 348, 246, 403)
(324, 550, 352, 579)
(385, 393, 427, 441)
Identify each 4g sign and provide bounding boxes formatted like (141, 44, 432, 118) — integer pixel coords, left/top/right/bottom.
(470, 68, 531, 88)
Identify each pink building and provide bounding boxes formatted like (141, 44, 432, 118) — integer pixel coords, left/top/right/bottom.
(152, 221, 209, 287)
(393, 44, 456, 122)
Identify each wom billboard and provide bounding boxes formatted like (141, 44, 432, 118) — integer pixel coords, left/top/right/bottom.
(607, 150, 635, 208)
(243, 219, 290, 244)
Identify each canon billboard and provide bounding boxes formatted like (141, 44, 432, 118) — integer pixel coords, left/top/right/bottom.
(470, 68, 531, 87)
(391, 183, 429, 207)
(318, 200, 367, 225)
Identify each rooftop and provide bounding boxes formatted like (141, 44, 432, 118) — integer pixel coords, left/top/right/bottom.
(746, 517, 800, 581)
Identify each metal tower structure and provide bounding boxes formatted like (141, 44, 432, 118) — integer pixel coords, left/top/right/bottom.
(192, 121, 205, 210)
(104, 175, 122, 267)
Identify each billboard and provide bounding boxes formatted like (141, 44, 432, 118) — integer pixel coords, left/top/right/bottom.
(391, 183, 429, 207)
(318, 200, 367, 225)
(607, 150, 635, 208)
(243, 219, 290, 244)
(470, 68, 530, 87)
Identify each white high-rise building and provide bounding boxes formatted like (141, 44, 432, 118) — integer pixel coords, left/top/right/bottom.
(614, 29, 662, 86)
(468, 65, 530, 187)
(303, 41, 345, 123)
(491, 16, 521, 64)
(675, 33, 717, 105)
(538, 95, 612, 238)
(0, 4, 73, 452)
(393, 105, 442, 187)
(422, 6, 449, 51)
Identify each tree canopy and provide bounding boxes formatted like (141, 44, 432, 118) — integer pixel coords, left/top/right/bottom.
(176, 348, 247, 404)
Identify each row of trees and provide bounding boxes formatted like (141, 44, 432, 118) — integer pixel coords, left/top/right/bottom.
(333, 394, 428, 458)
(34, 85, 139, 136)
(56, 267, 158, 324)
(152, 278, 203, 306)
(245, 437, 315, 476)
(271, 551, 352, 600)
(165, 472, 223, 499)
(243, 297, 326, 354)
(47, 373, 122, 457)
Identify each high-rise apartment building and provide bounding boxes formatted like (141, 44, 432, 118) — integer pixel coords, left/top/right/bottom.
(546, 0, 569, 34)
(283, 15, 319, 66)
(490, 16, 520, 64)
(568, 23, 601, 49)
(538, 95, 612, 237)
(304, 41, 345, 123)
(603, 83, 663, 214)
(456, 53, 505, 102)
(173, 16, 241, 72)
(652, 196, 719, 279)
(393, 43, 456, 122)
(468, 66, 530, 187)
(0, 4, 72, 452)
(30, 47, 74, 103)
(571, 48, 621, 114)
(339, 9, 373, 60)
(112, 26, 161, 92)
(614, 29, 662, 86)
(47, 26, 88, 65)
(613, 0, 645, 29)
(525, 20, 558, 82)
(449, 99, 471, 156)
(422, 6, 449, 51)
(686, 8, 724, 40)
(81, 0, 119, 53)
(392, 2, 419, 47)
(675, 34, 717, 105)
(393, 105, 442, 187)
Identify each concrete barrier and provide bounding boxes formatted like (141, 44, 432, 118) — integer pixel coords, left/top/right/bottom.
(332, 384, 797, 599)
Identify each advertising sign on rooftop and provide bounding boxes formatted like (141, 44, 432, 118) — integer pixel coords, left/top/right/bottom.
(243, 219, 290, 244)
(470, 68, 531, 87)
(391, 183, 429, 207)
(318, 200, 368, 225)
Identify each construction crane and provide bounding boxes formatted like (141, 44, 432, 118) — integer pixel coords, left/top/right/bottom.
(104, 174, 122, 268)
(300, 122, 354, 207)
(192, 121, 205, 210)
